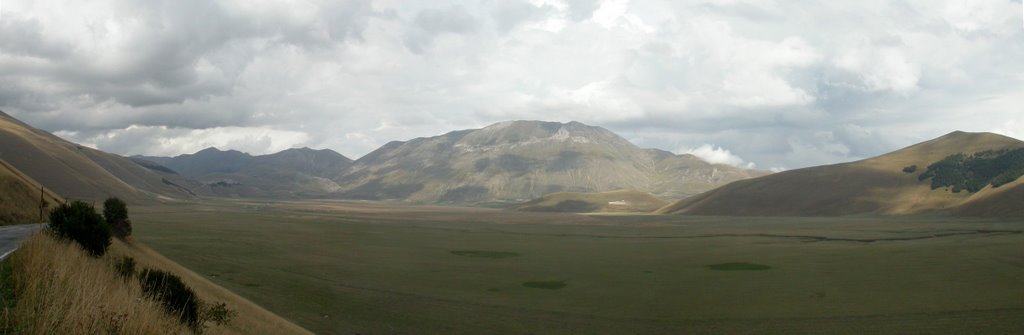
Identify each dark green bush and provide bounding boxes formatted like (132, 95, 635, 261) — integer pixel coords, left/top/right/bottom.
(48, 201, 112, 257)
(103, 197, 132, 239)
(138, 268, 201, 331)
(114, 256, 136, 281)
(902, 165, 917, 173)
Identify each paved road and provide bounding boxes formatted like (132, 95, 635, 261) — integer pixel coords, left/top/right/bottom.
(0, 224, 43, 260)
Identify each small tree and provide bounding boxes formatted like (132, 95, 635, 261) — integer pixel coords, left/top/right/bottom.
(48, 201, 112, 257)
(103, 197, 132, 239)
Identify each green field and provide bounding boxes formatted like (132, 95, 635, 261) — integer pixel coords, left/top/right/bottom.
(133, 200, 1024, 334)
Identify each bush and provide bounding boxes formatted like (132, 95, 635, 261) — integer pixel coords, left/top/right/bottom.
(902, 165, 917, 173)
(103, 197, 132, 239)
(48, 201, 112, 257)
(138, 268, 202, 331)
(137, 268, 236, 333)
(202, 302, 237, 327)
(114, 256, 136, 281)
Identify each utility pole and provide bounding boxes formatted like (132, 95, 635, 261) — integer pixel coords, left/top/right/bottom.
(39, 186, 45, 222)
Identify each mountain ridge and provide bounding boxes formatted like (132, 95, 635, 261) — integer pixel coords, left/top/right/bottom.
(658, 130, 1024, 216)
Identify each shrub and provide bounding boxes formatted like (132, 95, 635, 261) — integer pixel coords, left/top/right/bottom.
(202, 302, 237, 327)
(114, 256, 136, 281)
(48, 201, 112, 257)
(103, 197, 132, 239)
(138, 268, 202, 331)
(902, 165, 917, 173)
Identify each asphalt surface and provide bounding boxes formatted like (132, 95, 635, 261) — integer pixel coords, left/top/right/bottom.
(0, 224, 43, 260)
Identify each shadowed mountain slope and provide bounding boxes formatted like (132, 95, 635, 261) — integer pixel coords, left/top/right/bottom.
(337, 120, 764, 204)
(0, 111, 202, 202)
(658, 131, 1024, 216)
(136, 147, 352, 198)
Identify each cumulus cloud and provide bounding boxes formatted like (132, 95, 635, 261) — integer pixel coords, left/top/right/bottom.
(679, 144, 753, 168)
(0, 0, 1022, 170)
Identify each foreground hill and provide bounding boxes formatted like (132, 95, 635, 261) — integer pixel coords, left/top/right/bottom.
(513, 190, 667, 213)
(0, 159, 63, 224)
(337, 121, 763, 204)
(659, 131, 1024, 216)
(137, 147, 352, 198)
(0, 111, 201, 202)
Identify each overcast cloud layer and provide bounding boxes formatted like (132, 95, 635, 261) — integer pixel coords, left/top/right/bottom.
(1, 0, 1022, 169)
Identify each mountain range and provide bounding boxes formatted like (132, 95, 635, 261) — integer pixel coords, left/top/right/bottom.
(5, 109, 1023, 216)
(130, 120, 761, 203)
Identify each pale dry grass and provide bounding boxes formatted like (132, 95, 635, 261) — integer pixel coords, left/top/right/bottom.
(111, 239, 312, 335)
(2, 232, 187, 334)
(0, 232, 311, 334)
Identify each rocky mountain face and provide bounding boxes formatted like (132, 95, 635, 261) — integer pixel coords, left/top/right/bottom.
(336, 121, 764, 204)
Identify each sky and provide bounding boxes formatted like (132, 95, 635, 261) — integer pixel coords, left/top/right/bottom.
(0, 0, 1022, 170)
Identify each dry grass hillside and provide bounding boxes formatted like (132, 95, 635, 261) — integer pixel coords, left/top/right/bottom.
(659, 131, 1024, 216)
(1, 232, 311, 335)
(0, 111, 201, 202)
(513, 190, 668, 213)
(0, 160, 62, 224)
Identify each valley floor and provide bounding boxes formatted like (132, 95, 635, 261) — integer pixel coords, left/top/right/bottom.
(134, 200, 1024, 334)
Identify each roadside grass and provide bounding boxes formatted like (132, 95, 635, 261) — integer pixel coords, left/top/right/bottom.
(0, 233, 186, 334)
(0, 232, 310, 335)
(706, 262, 772, 271)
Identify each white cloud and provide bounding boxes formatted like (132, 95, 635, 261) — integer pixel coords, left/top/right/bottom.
(58, 125, 311, 157)
(679, 144, 749, 167)
(0, 0, 1022, 171)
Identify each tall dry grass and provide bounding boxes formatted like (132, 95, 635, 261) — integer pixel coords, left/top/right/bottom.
(1, 232, 187, 334)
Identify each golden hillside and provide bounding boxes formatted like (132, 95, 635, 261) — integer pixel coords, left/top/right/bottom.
(0, 159, 63, 224)
(0, 111, 200, 203)
(658, 131, 1024, 216)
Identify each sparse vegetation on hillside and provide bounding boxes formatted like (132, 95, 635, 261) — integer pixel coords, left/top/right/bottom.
(0, 233, 187, 334)
(0, 232, 242, 334)
(918, 148, 1024, 193)
(48, 201, 112, 257)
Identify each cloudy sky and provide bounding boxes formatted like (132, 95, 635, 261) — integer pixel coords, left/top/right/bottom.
(1, 0, 1022, 170)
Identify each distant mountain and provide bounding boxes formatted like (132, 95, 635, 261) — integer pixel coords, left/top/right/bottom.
(136, 147, 352, 198)
(336, 120, 764, 204)
(658, 131, 1024, 216)
(513, 190, 667, 213)
(0, 111, 202, 203)
(0, 159, 63, 224)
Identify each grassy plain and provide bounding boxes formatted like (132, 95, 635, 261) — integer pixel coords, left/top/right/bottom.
(133, 200, 1024, 334)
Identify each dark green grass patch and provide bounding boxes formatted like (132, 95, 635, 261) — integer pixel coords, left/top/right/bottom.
(450, 250, 520, 259)
(706, 262, 771, 271)
(522, 281, 567, 290)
